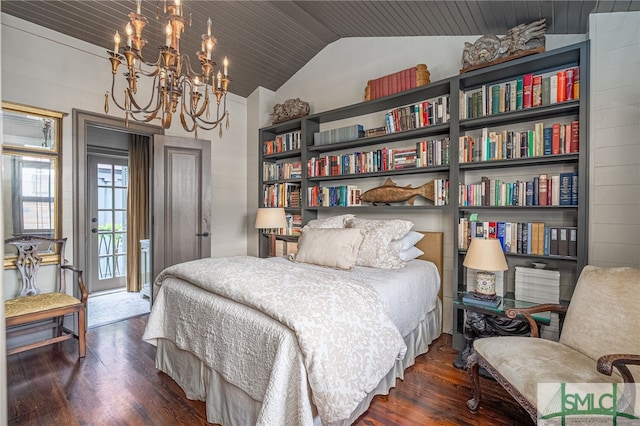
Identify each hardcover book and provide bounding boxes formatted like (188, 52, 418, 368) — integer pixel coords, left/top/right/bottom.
(462, 293, 502, 308)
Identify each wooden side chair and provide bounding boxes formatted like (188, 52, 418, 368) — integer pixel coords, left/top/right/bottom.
(4, 236, 88, 358)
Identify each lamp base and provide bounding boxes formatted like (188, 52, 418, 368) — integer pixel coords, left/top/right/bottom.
(474, 270, 497, 299)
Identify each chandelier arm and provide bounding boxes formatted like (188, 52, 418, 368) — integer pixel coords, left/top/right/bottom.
(125, 75, 163, 113)
(179, 111, 197, 133)
(135, 58, 162, 77)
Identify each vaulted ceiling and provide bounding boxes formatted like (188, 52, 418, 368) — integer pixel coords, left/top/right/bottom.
(2, 1, 639, 97)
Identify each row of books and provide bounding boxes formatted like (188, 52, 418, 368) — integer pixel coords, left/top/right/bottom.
(306, 139, 449, 178)
(432, 179, 450, 206)
(263, 130, 302, 155)
(262, 161, 302, 181)
(262, 183, 301, 208)
(307, 185, 362, 207)
(313, 124, 365, 146)
(459, 172, 578, 207)
(274, 239, 299, 256)
(279, 213, 302, 236)
(365, 64, 430, 101)
(384, 95, 450, 134)
(458, 219, 578, 257)
(460, 66, 579, 119)
(459, 121, 579, 163)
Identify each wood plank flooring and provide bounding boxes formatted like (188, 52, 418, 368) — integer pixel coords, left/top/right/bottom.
(7, 315, 533, 425)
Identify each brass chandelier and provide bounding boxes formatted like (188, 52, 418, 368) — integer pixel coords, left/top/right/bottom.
(105, 0, 230, 138)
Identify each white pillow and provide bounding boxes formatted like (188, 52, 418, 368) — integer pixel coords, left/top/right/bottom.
(291, 228, 365, 270)
(346, 218, 414, 269)
(389, 231, 424, 252)
(302, 214, 355, 231)
(397, 246, 424, 262)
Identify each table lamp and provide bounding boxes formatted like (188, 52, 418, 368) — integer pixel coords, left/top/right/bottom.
(463, 238, 508, 300)
(255, 207, 288, 257)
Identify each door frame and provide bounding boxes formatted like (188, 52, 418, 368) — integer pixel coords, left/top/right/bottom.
(72, 110, 162, 300)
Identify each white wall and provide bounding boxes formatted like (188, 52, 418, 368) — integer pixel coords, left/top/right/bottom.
(1, 12, 249, 263)
(588, 11, 640, 268)
(268, 34, 586, 334)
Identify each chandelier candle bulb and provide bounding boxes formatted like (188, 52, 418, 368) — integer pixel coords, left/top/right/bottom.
(207, 17, 212, 36)
(217, 71, 222, 88)
(136, 0, 142, 15)
(165, 23, 172, 46)
(223, 57, 228, 76)
(113, 31, 120, 53)
(126, 23, 133, 47)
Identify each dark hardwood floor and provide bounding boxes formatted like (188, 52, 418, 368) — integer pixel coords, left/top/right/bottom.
(7, 315, 533, 425)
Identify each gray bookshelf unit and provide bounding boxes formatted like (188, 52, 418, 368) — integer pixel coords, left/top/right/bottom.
(451, 41, 590, 349)
(258, 41, 590, 349)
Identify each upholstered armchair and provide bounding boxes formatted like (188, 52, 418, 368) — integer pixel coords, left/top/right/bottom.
(466, 265, 640, 422)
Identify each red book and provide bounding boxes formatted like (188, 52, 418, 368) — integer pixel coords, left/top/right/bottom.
(404, 68, 411, 91)
(565, 68, 575, 101)
(570, 120, 580, 153)
(564, 124, 571, 154)
(547, 177, 553, 205)
(522, 73, 534, 108)
(573, 66, 580, 100)
(488, 221, 497, 239)
(409, 66, 417, 89)
(382, 75, 389, 97)
(538, 174, 548, 206)
(557, 71, 567, 102)
(552, 123, 561, 154)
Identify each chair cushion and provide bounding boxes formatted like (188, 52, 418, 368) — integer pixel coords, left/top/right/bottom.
(5, 293, 82, 318)
(474, 336, 621, 411)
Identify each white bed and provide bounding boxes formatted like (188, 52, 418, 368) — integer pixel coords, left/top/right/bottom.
(143, 230, 443, 425)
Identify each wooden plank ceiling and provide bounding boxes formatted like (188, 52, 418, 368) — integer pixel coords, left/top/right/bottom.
(2, 1, 639, 97)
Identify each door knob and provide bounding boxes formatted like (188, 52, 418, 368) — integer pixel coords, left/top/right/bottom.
(196, 232, 210, 237)
(91, 228, 98, 234)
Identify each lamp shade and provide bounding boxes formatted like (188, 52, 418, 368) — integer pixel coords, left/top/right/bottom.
(254, 207, 287, 229)
(463, 238, 508, 271)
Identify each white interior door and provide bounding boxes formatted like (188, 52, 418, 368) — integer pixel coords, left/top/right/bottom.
(152, 135, 211, 282)
(87, 154, 129, 294)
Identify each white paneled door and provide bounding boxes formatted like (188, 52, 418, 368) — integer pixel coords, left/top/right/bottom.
(88, 154, 129, 293)
(152, 135, 212, 283)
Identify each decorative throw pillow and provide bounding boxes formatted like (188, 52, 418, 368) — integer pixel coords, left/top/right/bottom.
(291, 228, 365, 270)
(301, 214, 355, 231)
(346, 218, 414, 269)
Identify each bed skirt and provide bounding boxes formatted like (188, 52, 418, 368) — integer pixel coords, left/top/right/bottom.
(155, 299, 441, 425)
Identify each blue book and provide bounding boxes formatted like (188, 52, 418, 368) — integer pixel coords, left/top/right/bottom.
(526, 181, 534, 206)
(544, 225, 550, 256)
(497, 222, 507, 251)
(526, 222, 532, 254)
(463, 293, 502, 308)
(571, 171, 579, 205)
(543, 127, 553, 155)
(559, 172, 573, 205)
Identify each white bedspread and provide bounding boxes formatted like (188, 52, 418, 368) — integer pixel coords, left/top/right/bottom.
(143, 255, 407, 424)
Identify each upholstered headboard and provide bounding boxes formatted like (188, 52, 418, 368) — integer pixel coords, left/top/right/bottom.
(415, 231, 444, 303)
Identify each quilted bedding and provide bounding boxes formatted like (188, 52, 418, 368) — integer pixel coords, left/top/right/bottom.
(143, 255, 407, 424)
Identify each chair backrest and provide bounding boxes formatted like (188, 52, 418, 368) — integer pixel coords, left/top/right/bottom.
(5, 236, 67, 297)
(560, 265, 640, 377)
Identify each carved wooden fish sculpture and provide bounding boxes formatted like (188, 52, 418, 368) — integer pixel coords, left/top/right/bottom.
(359, 178, 435, 205)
